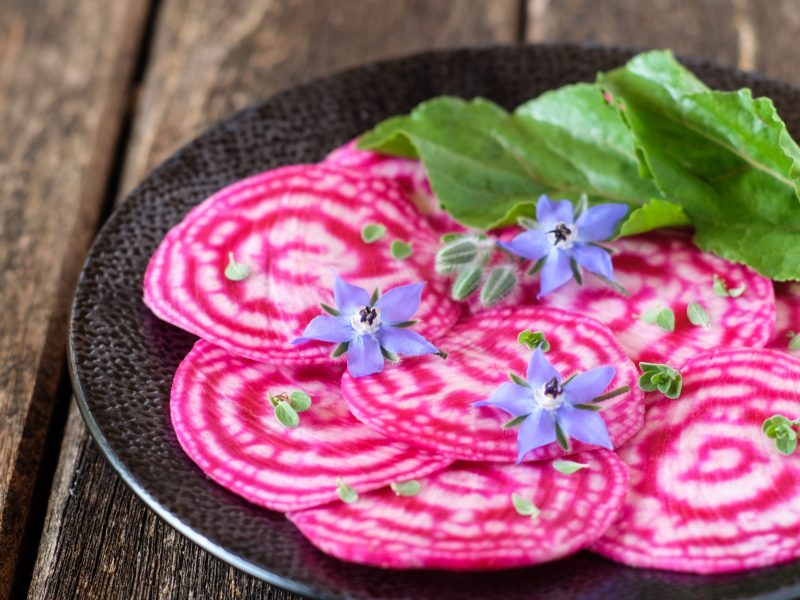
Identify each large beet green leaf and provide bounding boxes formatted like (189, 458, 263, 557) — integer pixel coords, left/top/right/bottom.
(358, 84, 668, 229)
(602, 50, 800, 280)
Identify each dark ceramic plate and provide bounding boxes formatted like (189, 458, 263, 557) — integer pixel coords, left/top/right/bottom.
(70, 44, 800, 600)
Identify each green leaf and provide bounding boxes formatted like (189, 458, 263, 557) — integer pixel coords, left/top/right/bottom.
(480, 266, 517, 307)
(728, 285, 746, 298)
(517, 329, 551, 351)
(361, 223, 387, 243)
(451, 265, 482, 300)
(619, 198, 690, 236)
(224, 253, 251, 281)
(320, 302, 340, 316)
(390, 240, 413, 259)
(790, 334, 800, 351)
(381, 346, 400, 362)
(655, 308, 675, 332)
(687, 302, 711, 329)
(336, 478, 359, 504)
(289, 391, 312, 412)
(763, 414, 794, 434)
(274, 401, 299, 428)
(331, 342, 349, 358)
(436, 239, 479, 273)
(713, 274, 748, 298)
(526, 256, 547, 276)
(602, 50, 800, 280)
(440, 232, 465, 243)
(552, 459, 589, 475)
(390, 480, 422, 497)
(508, 371, 530, 388)
(555, 422, 570, 451)
(776, 433, 798, 455)
(511, 493, 541, 519)
(637, 362, 682, 399)
(502, 415, 528, 429)
(358, 87, 661, 230)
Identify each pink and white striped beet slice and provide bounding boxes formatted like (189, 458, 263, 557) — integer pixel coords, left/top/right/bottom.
(529, 230, 775, 367)
(593, 348, 800, 574)
(324, 140, 464, 234)
(144, 164, 461, 364)
(341, 306, 644, 462)
(170, 340, 452, 512)
(288, 450, 629, 570)
(769, 283, 800, 354)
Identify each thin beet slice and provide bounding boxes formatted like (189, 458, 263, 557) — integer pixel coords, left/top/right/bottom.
(770, 282, 800, 354)
(144, 164, 461, 364)
(341, 306, 644, 462)
(529, 230, 775, 367)
(170, 340, 452, 512)
(593, 348, 800, 574)
(288, 450, 628, 570)
(325, 140, 464, 233)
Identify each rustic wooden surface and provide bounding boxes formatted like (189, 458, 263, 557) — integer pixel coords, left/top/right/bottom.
(0, 0, 797, 598)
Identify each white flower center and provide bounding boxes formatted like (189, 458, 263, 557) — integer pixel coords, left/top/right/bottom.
(533, 377, 565, 412)
(350, 305, 381, 334)
(546, 222, 578, 250)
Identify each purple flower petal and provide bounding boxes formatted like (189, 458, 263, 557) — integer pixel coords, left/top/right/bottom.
(473, 382, 534, 417)
(557, 404, 613, 450)
(536, 195, 574, 229)
(563, 366, 616, 405)
(292, 315, 353, 344)
(334, 274, 371, 314)
(571, 243, 614, 280)
(347, 334, 384, 377)
(497, 230, 551, 262)
(537, 250, 573, 298)
(516, 409, 557, 462)
(526, 347, 561, 388)
(576, 203, 628, 242)
(377, 326, 438, 356)
(374, 282, 424, 323)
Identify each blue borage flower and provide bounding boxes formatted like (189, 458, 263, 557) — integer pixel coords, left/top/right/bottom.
(498, 195, 628, 297)
(292, 275, 440, 377)
(474, 348, 615, 462)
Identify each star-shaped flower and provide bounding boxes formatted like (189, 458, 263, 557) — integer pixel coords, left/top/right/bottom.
(474, 348, 615, 462)
(498, 195, 627, 297)
(292, 275, 440, 377)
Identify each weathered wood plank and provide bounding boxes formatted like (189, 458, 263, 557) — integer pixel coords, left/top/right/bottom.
(0, 1, 150, 596)
(28, 1, 519, 598)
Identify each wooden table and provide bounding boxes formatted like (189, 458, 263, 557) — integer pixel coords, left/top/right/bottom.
(3, 1, 800, 597)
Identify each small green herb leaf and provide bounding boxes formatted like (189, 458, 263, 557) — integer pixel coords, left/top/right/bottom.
(508, 371, 530, 388)
(637, 363, 682, 399)
(655, 308, 675, 332)
(480, 265, 516, 307)
(331, 342, 349, 358)
(224, 253, 251, 281)
(390, 240, 413, 259)
(511, 493, 541, 519)
(790, 334, 800, 351)
(336, 478, 359, 504)
(289, 391, 312, 412)
(687, 302, 711, 329)
(502, 415, 528, 429)
(274, 401, 299, 428)
(728, 285, 746, 298)
(713, 275, 747, 298)
(517, 329, 551, 351)
(391, 480, 422, 497)
(776, 434, 798, 455)
(320, 302, 340, 316)
(361, 223, 387, 243)
(440, 232, 465, 243)
(763, 415, 794, 436)
(451, 265, 483, 300)
(552, 459, 589, 475)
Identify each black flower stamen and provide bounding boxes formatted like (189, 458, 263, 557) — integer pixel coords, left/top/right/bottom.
(544, 376, 563, 398)
(359, 306, 378, 326)
(548, 223, 572, 245)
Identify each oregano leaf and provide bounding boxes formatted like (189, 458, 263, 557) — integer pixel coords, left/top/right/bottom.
(390, 240, 413, 259)
(274, 401, 299, 429)
(390, 480, 422, 497)
(511, 493, 541, 519)
(336, 478, 359, 504)
(552, 459, 589, 475)
(687, 302, 711, 329)
(289, 391, 312, 412)
(361, 223, 387, 243)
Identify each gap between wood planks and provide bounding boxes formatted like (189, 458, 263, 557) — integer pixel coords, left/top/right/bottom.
(9, 0, 164, 597)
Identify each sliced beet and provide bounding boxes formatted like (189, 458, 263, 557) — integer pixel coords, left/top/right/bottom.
(170, 340, 452, 512)
(341, 306, 644, 462)
(288, 449, 628, 570)
(592, 348, 800, 574)
(144, 164, 461, 364)
(770, 282, 800, 354)
(532, 230, 775, 367)
(325, 140, 464, 233)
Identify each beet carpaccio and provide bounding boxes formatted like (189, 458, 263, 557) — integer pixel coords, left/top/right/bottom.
(146, 50, 800, 577)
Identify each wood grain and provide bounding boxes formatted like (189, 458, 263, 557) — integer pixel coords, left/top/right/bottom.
(28, 1, 519, 598)
(0, 0, 150, 596)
